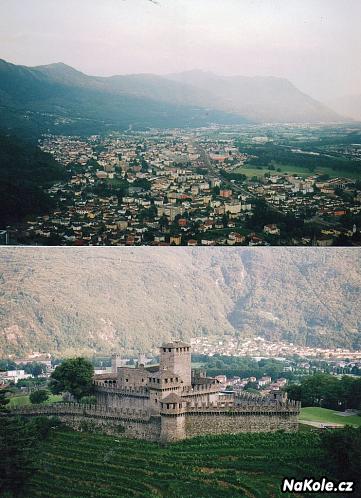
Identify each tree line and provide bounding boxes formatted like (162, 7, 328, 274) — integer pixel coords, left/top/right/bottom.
(287, 373, 361, 411)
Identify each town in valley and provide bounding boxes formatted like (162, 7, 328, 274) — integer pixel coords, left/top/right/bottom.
(2, 335, 361, 394)
(5, 124, 361, 246)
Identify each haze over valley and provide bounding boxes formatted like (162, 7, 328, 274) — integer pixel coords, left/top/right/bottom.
(0, 59, 345, 139)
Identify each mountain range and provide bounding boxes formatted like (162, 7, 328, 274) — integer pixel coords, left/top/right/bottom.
(328, 94, 361, 122)
(0, 247, 360, 357)
(0, 59, 344, 137)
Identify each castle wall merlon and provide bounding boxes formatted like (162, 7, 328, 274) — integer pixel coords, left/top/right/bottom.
(94, 384, 150, 398)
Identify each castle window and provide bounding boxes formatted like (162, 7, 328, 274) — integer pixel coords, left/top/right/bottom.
(168, 348, 171, 352)
(157, 379, 160, 384)
(176, 348, 179, 352)
(179, 404, 182, 408)
(163, 348, 166, 352)
(126, 379, 128, 382)
(167, 404, 170, 409)
(176, 377, 178, 382)
(171, 378, 173, 382)
(165, 378, 168, 383)
(155, 399, 157, 403)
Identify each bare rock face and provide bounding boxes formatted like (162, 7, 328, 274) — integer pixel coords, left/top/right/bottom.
(0, 247, 360, 356)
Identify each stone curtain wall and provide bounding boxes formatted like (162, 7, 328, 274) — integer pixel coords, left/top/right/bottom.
(7, 403, 161, 441)
(95, 386, 149, 412)
(185, 412, 299, 438)
(6, 401, 300, 442)
(62, 414, 161, 440)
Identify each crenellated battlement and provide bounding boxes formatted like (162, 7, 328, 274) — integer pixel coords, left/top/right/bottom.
(184, 399, 300, 415)
(181, 382, 220, 394)
(7, 402, 151, 421)
(94, 384, 149, 397)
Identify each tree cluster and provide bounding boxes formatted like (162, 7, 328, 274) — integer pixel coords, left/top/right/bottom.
(0, 416, 61, 496)
(0, 132, 67, 226)
(287, 373, 361, 410)
(194, 354, 287, 381)
(49, 358, 94, 401)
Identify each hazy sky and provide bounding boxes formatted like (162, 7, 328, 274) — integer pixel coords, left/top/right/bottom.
(0, 0, 360, 100)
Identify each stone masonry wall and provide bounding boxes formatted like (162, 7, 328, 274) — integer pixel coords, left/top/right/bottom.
(185, 412, 298, 438)
(57, 414, 161, 441)
(6, 404, 161, 442)
(6, 402, 299, 443)
(160, 414, 186, 443)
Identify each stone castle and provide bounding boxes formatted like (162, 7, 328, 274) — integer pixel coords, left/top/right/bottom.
(8, 340, 300, 442)
(92, 340, 300, 442)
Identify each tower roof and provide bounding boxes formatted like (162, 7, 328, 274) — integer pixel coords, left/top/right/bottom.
(161, 393, 182, 404)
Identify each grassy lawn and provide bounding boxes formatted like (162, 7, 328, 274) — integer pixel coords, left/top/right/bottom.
(300, 407, 361, 427)
(235, 164, 361, 180)
(8, 394, 62, 407)
(298, 423, 320, 432)
(26, 429, 334, 498)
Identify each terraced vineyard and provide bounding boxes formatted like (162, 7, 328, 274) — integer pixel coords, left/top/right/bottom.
(26, 429, 333, 498)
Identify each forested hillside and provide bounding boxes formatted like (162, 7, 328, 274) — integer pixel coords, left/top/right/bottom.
(0, 248, 360, 356)
(0, 133, 67, 226)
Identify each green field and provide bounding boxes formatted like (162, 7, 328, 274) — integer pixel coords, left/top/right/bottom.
(8, 394, 62, 407)
(26, 429, 333, 498)
(300, 407, 361, 427)
(235, 163, 361, 180)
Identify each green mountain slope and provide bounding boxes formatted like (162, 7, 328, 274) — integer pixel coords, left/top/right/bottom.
(0, 59, 343, 138)
(0, 132, 67, 226)
(0, 59, 249, 137)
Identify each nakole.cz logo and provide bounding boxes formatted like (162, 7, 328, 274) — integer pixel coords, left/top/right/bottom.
(281, 477, 354, 493)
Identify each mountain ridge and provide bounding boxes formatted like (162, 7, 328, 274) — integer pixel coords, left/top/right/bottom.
(0, 58, 344, 138)
(327, 94, 361, 122)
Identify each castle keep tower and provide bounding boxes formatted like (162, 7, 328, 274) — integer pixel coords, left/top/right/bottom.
(111, 353, 122, 373)
(159, 340, 191, 386)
